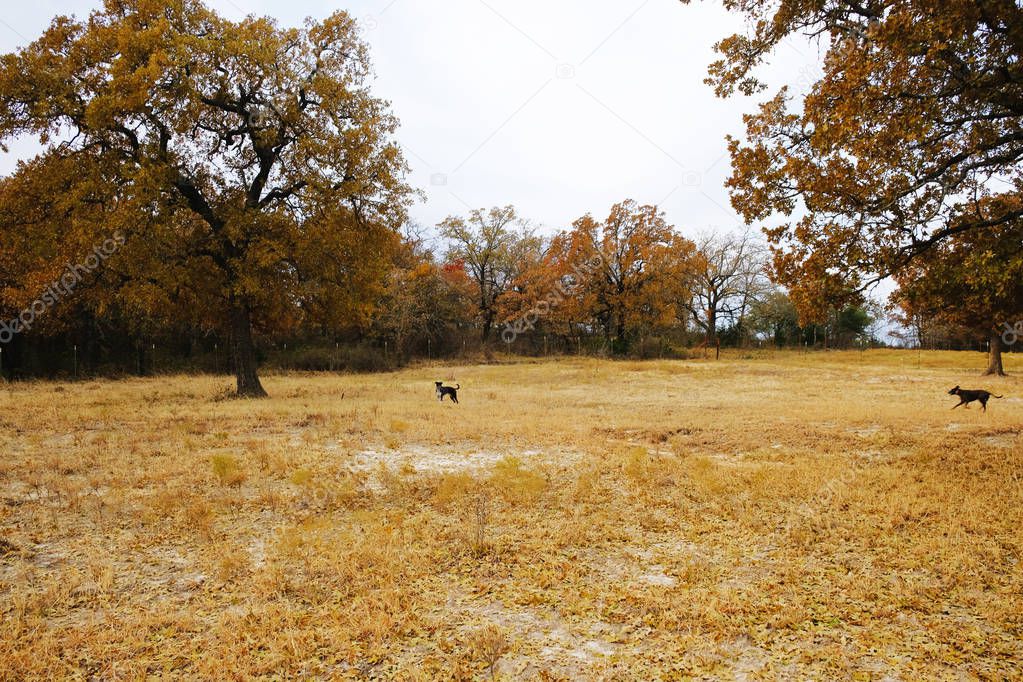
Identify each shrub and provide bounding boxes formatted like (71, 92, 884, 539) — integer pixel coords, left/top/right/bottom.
(210, 454, 246, 487)
(467, 623, 509, 678)
(466, 491, 491, 558)
(290, 468, 313, 486)
(266, 343, 396, 373)
(622, 445, 651, 483)
(434, 472, 475, 509)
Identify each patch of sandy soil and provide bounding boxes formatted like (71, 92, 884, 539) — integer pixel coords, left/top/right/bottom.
(345, 445, 583, 477)
(706, 451, 745, 466)
(848, 424, 882, 438)
(459, 597, 630, 679)
(982, 434, 1018, 449)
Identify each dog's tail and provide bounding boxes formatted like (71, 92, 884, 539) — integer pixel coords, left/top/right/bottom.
(455, 384, 460, 390)
(994, 394, 1004, 399)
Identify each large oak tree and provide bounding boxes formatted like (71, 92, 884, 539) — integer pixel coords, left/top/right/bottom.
(694, 0, 1023, 369)
(0, 0, 411, 395)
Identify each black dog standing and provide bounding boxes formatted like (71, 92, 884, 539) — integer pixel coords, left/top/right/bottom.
(435, 381, 460, 404)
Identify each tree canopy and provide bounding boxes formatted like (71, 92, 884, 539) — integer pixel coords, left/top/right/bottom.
(564, 200, 698, 351)
(697, 0, 1023, 325)
(439, 206, 542, 344)
(0, 0, 412, 395)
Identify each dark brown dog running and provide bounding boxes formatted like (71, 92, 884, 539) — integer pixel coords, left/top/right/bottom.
(948, 386, 1003, 412)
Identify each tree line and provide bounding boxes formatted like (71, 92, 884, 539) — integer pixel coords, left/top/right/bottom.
(0, 192, 884, 383)
(0, 0, 1019, 395)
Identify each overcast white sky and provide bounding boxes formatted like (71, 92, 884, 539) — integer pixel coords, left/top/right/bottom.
(0, 0, 825, 244)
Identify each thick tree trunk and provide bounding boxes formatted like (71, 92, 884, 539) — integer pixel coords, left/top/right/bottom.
(707, 310, 718, 358)
(984, 329, 1006, 376)
(136, 341, 148, 377)
(229, 300, 267, 397)
(481, 307, 494, 345)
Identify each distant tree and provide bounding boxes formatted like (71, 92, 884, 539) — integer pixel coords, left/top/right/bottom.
(749, 289, 801, 347)
(567, 200, 698, 352)
(439, 206, 541, 344)
(890, 311, 927, 350)
(695, 0, 1023, 338)
(496, 231, 598, 346)
(375, 223, 474, 357)
(682, 228, 770, 348)
(890, 310, 964, 351)
(0, 1, 412, 395)
(862, 300, 890, 348)
(373, 258, 471, 360)
(831, 305, 873, 348)
(893, 213, 1023, 375)
(792, 302, 872, 349)
(492, 235, 555, 339)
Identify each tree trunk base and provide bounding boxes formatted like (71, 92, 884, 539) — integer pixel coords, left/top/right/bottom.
(230, 300, 268, 398)
(984, 329, 1007, 377)
(235, 381, 268, 398)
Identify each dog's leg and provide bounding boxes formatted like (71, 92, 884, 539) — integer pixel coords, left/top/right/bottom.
(952, 401, 963, 409)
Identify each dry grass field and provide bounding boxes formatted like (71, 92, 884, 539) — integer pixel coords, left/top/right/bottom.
(0, 349, 1021, 680)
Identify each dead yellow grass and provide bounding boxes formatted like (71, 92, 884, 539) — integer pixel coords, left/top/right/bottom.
(0, 349, 1021, 679)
